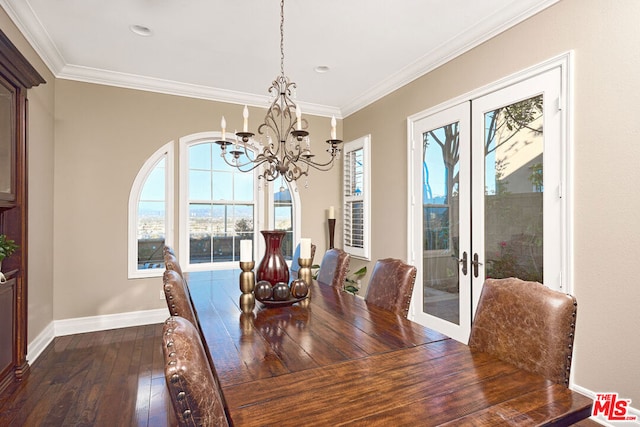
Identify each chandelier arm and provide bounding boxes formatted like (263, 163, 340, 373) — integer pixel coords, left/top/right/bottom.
(218, 150, 272, 173)
(298, 157, 338, 171)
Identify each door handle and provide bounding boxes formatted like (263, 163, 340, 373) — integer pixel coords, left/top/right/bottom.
(452, 252, 468, 276)
(472, 253, 483, 278)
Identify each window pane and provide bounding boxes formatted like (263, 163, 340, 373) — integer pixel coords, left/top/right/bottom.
(190, 143, 212, 170)
(189, 170, 211, 200)
(213, 171, 233, 200)
(140, 158, 165, 200)
(137, 201, 165, 269)
(422, 122, 460, 325)
(137, 157, 166, 270)
(352, 148, 364, 196)
(484, 95, 543, 282)
(189, 203, 213, 264)
(234, 171, 254, 201)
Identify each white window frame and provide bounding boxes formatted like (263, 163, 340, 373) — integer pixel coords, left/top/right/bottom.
(179, 132, 264, 271)
(127, 141, 174, 279)
(343, 134, 371, 260)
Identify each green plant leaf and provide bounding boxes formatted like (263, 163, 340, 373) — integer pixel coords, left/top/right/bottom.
(353, 266, 367, 276)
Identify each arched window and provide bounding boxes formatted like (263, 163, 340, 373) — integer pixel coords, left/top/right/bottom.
(179, 132, 263, 271)
(128, 142, 174, 278)
(129, 132, 302, 277)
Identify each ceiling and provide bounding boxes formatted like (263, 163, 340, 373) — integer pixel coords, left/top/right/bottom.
(1, 0, 557, 118)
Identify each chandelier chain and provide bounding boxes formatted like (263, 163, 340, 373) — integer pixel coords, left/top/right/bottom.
(280, 0, 285, 77)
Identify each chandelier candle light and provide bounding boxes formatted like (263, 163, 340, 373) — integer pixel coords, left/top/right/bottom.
(215, 0, 342, 183)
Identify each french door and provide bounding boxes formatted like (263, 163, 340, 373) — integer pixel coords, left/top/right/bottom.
(408, 63, 567, 343)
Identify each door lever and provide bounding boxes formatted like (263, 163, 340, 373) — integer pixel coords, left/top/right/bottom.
(472, 253, 483, 278)
(452, 252, 468, 276)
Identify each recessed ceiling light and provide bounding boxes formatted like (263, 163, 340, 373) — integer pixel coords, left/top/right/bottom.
(314, 65, 330, 73)
(130, 25, 152, 37)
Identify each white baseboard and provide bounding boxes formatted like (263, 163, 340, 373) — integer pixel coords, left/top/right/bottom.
(26, 307, 169, 364)
(26, 321, 55, 364)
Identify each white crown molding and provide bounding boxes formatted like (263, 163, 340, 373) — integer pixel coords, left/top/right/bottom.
(0, 0, 64, 74)
(341, 0, 559, 117)
(58, 64, 342, 118)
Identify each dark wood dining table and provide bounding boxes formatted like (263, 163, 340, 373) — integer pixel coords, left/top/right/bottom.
(186, 270, 592, 426)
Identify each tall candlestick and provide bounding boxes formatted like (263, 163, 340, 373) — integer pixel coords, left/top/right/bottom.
(221, 116, 226, 141)
(240, 240, 252, 262)
(300, 238, 311, 259)
(242, 105, 249, 132)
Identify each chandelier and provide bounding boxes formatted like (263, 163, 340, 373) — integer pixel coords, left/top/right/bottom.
(215, 0, 342, 183)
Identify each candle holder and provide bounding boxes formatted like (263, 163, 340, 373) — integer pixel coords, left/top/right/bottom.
(298, 257, 313, 288)
(239, 260, 255, 314)
(328, 218, 336, 249)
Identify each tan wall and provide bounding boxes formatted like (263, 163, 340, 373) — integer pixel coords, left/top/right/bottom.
(344, 0, 640, 404)
(0, 10, 56, 346)
(53, 80, 340, 318)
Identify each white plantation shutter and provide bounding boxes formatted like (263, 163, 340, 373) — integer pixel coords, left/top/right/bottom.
(343, 135, 370, 260)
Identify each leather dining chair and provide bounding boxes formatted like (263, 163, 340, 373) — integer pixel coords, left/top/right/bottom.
(316, 248, 350, 288)
(364, 258, 417, 318)
(162, 316, 230, 427)
(164, 248, 184, 278)
(468, 277, 577, 386)
(290, 242, 317, 276)
(162, 269, 198, 328)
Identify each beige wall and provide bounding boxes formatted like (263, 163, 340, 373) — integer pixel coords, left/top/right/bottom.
(4, 0, 639, 407)
(53, 80, 340, 318)
(0, 10, 56, 347)
(344, 0, 640, 405)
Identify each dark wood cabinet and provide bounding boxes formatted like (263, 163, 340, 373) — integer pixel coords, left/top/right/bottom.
(0, 29, 45, 394)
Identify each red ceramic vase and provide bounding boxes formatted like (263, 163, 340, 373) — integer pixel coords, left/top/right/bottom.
(256, 230, 290, 286)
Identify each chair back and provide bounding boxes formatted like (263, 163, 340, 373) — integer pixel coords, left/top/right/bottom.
(317, 249, 350, 287)
(162, 316, 229, 427)
(468, 277, 577, 386)
(164, 251, 184, 277)
(291, 243, 317, 274)
(163, 245, 175, 257)
(163, 270, 198, 327)
(364, 258, 417, 318)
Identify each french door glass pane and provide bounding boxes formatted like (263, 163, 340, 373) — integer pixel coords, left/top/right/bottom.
(422, 122, 460, 325)
(484, 95, 543, 282)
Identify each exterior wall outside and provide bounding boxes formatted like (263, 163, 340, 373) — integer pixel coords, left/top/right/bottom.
(344, 0, 640, 407)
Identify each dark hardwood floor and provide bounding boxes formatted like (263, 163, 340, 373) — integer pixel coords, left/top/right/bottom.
(0, 323, 176, 427)
(0, 319, 600, 426)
